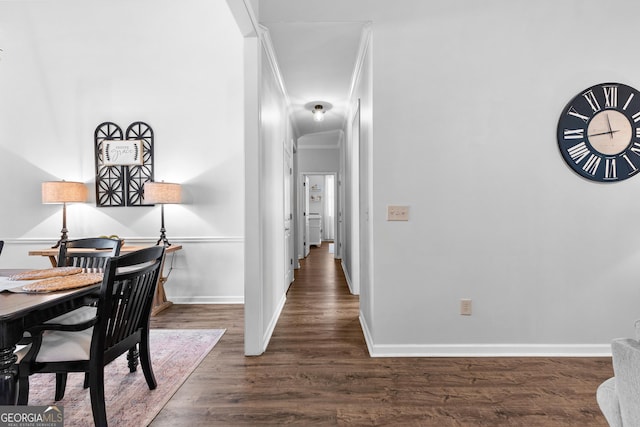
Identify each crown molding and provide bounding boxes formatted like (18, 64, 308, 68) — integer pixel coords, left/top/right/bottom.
(344, 22, 373, 131)
(258, 25, 301, 139)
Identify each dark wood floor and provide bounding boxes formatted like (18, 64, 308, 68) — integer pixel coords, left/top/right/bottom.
(149, 243, 612, 426)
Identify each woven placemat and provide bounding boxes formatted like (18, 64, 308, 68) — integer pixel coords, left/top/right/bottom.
(9, 267, 83, 281)
(22, 273, 103, 293)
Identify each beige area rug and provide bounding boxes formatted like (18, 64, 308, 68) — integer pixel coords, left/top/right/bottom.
(25, 328, 225, 426)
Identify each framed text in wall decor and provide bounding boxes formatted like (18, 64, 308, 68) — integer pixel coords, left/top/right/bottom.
(94, 121, 155, 207)
(102, 140, 144, 166)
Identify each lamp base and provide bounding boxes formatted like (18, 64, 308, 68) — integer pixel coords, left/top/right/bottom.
(156, 236, 172, 247)
(51, 227, 69, 249)
(51, 239, 65, 249)
(156, 228, 172, 247)
(156, 204, 172, 246)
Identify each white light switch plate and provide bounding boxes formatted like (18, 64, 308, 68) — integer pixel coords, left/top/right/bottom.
(387, 205, 409, 221)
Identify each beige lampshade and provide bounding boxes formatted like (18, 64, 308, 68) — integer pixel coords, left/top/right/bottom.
(42, 181, 88, 204)
(143, 181, 182, 204)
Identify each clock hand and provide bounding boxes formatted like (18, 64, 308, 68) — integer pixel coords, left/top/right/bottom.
(589, 129, 620, 137)
(605, 114, 614, 139)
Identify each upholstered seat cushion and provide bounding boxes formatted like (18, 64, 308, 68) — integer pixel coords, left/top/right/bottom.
(33, 328, 93, 362)
(45, 306, 96, 325)
(21, 305, 95, 337)
(16, 307, 96, 363)
(16, 328, 92, 363)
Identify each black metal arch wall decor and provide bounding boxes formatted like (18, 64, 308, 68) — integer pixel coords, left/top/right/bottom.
(94, 121, 155, 207)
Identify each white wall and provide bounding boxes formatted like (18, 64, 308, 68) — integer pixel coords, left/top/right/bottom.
(258, 30, 290, 351)
(242, 25, 293, 355)
(343, 102, 361, 295)
(307, 176, 324, 215)
(297, 130, 341, 172)
(0, 0, 245, 303)
(298, 148, 340, 174)
(262, 0, 640, 356)
(352, 31, 373, 335)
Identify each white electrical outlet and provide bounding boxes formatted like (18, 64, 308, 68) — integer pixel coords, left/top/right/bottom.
(387, 205, 409, 221)
(460, 299, 472, 316)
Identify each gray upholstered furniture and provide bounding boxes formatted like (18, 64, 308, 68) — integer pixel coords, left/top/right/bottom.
(597, 321, 640, 427)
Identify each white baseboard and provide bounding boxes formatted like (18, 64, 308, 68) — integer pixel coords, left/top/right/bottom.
(341, 260, 358, 295)
(359, 314, 375, 357)
(262, 294, 287, 353)
(171, 296, 244, 304)
(359, 312, 611, 357)
(368, 343, 611, 358)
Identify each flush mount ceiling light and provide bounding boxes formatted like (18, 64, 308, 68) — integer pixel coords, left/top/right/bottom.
(305, 101, 333, 123)
(312, 104, 325, 122)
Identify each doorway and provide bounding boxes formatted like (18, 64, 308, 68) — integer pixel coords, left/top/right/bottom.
(234, 2, 372, 354)
(299, 173, 339, 262)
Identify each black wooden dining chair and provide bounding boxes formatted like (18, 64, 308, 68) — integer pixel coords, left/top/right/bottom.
(19, 238, 121, 344)
(17, 245, 165, 427)
(0, 240, 4, 256)
(57, 237, 122, 272)
(18, 237, 125, 346)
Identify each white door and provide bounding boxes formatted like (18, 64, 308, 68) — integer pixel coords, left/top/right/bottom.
(284, 141, 294, 288)
(303, 175, 310, 257)
(359, 103, 370, 299)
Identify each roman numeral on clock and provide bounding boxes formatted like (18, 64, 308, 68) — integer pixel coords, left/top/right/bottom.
(622, 153, 639, 173)
(604, 158, 617, 179)
(604, 85, 618, 108)
(568, 107, 589, 123)
(623, 93, 635, 110)
(567, 142, 590, 163)
(563, 129, 584, 140)
(583, 154, 601, 175)
(583, 90, 601, 113)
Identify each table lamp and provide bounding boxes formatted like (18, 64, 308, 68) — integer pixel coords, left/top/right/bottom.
(143, 181, 182, 246)
(42, 180, 88, 248)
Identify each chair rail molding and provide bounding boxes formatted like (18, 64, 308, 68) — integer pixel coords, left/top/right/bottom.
(6, 236, 243, 245)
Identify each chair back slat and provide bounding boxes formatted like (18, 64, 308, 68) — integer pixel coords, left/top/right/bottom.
(92, 246, 165, 358)
(106, 273, 156, 346)
(66, 255, 111, 272)
(57, 238, 122, 273)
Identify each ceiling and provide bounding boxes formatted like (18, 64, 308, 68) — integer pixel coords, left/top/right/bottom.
(262, 22, 366, 144)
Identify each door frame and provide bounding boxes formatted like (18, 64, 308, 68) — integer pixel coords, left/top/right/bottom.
(284, 138, 295, 290)
(298, 172, 340, 260)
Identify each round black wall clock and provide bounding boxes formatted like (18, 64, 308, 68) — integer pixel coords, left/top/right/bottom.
(557, 82, 640, 182)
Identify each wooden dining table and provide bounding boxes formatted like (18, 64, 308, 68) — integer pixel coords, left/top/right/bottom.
(28, 244, 182, 316)
(0, 269, 101, 405)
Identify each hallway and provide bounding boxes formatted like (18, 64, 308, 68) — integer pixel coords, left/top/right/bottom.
(269, 242, 364, 357)
(151, 242, 611, 426)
